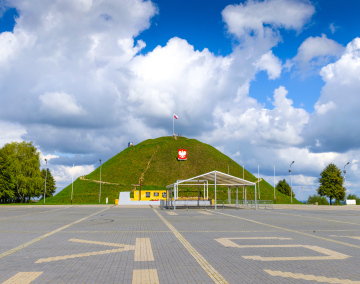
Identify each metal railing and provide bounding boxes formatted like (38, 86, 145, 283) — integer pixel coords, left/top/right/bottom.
(160, 199, 273, 210)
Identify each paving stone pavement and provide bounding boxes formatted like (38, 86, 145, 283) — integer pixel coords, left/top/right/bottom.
(0, 205, 360, 283)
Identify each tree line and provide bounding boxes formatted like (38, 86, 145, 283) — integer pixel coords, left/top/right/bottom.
(0, 141, 56, 203)
(276, 163, 350, 205)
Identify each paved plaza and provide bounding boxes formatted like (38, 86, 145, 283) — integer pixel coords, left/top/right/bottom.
(1, 205, 360, 283)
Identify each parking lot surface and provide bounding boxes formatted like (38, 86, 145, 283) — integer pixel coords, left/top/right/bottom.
(1, 205, 360, 283)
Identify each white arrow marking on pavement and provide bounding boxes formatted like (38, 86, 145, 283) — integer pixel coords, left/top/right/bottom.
(265, 269, 360, 283)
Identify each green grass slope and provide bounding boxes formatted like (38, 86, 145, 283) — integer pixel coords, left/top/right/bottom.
(46, 136, 301, 204)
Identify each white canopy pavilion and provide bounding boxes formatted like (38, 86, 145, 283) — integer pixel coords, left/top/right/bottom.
(165, 170, 258, 210)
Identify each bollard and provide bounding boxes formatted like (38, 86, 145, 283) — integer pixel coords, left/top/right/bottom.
(106, 197, 108, 204)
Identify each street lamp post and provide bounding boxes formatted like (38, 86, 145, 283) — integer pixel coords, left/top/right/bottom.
(99, 159, 102, 204)
(243, 164, 244, 200)
(274, 164, 276, 200)
(344, 162, 350, 189)
(71, 163, 74, 204)
(289, 161, 295, 203)
(258, 164, 260, 200)
(44, 159, 47, 204)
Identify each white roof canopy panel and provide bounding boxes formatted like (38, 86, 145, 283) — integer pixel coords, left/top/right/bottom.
(166, 170, 256, 188)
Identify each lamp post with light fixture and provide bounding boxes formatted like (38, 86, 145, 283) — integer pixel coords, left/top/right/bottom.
(289, 161, 295, 203)
(44, 159, 47, 204)
(344, 162, 350, 189)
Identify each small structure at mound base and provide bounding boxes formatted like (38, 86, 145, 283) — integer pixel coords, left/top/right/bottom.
(164, 170, 257, 210)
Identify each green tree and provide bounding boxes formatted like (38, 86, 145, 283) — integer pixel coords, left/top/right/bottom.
(41, 169, 56, 198)
(318, 163, 345, 205)
(307, 194, 329, 205)
(0, 141, 43, 203)
(0, 155, 15, 201)
(275, 179, 295, 197)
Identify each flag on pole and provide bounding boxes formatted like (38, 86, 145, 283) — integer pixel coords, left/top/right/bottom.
(174, 113, 178, 119)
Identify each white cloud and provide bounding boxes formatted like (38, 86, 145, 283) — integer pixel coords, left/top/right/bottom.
(329, 23, 339, 34)
(254, 51, 282, 79)
(207, 86, 309, 148)
(314, 101, 336, 115)
(39, 92, 85, 117)
(0, 120, 27, 147)
(291, 34, 344, 74)
(304, 38, 360, 153)
(222, 0, 314, 42)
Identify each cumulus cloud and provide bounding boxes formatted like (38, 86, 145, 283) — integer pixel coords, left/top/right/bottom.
(207, 86, 309, 148)
(39, 92, 85, 117)
(303, 38, 360, 153)
(222, 0, 314, 43)
(0, 120, 27, 147)
(290, 34, 344, 74)
(254, 51, 282, 79)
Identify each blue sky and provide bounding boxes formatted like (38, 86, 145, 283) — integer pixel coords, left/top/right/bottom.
(1, 0, 360, 200)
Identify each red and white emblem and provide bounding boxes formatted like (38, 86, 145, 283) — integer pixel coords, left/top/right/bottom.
(178, 149, 187, 160)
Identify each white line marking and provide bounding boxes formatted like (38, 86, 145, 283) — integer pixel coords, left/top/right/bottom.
(265, 269, 360, 283)
(198, 211, 213, 215)
(166, 211, 178, 215)
(153, 208, 228, 284)
(214, 211, 360, 250)
(134, 238, 155, 261)
(35, 247, 135, 263)
(215, 237, 348, 261)
(0, 207, 111, 260)
(132, 269, 159, 284)
(330, 235, 360, 240)
(69, 238, 127, 247)
(2, 272, 43, 284)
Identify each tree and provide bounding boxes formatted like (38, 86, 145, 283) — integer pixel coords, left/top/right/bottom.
(0, 155, 15, 201)
(41, 169, 56, 198)
(275, 179, 295, 197)
(0, 141, 43, 203)
(318, 163, 345, 205)
(307, 194, 329, 205)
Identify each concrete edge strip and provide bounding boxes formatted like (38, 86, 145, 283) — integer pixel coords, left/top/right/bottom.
(152, 208, 229, 284)
(0, 206, 112, 260)
(0, 206, 74, 221)
(213, 211, 360, 250)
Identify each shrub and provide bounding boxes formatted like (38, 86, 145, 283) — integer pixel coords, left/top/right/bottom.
(307, 194, 329, 205)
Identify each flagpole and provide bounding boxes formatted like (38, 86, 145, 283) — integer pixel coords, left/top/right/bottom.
(173, 113, 174, 135)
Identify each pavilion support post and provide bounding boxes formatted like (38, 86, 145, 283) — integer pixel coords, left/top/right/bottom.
(171, 186, 173, 209)
(203, 181, 205, 202)
(236, 187, 238, 208)
(245, 186, 247, 207)
(174, 184, 176, 210)
(228, 187, 231, 204)
(215, 172, 217, 210)
(166, 188, 168, 209)
(198, 179, 200, 207)
(255, 183, 257, 210)
(207, 181, 209, 200)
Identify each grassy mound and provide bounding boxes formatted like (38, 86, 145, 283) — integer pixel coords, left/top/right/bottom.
(46, 136, 301, 204)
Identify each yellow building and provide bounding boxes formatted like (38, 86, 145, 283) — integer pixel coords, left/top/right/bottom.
(133, 190, 167, 201)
